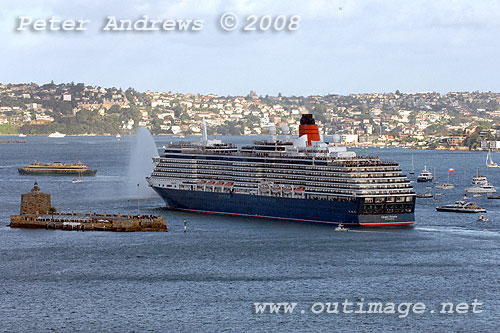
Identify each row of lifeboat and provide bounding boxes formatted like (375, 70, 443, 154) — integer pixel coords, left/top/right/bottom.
(259, 184, 305, 194)
(197, 180, 234, 187)
(196, 180, 305, 194)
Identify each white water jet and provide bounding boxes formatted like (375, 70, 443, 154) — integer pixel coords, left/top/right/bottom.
(127, 127, 160, 198)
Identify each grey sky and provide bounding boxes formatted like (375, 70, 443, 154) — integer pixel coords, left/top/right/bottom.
(2, 0, 500, 95)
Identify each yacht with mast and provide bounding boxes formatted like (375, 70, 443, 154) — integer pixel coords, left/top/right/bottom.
(147, 114, 416, 227)
(486, 150, 499, 168)
(435, 168, 455, 189)
(409, 154, 415, 175)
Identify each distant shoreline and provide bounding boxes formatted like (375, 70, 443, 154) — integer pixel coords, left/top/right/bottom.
(1, 133, 499, 152)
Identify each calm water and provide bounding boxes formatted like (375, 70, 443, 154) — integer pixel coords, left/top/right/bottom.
(1, 136, 500, 332)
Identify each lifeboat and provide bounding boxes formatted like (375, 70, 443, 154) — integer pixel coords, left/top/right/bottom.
(259, 184, 270, 192)
(271, 185, 281, 192)
(283, 186, 292, 193)
(197, 180, 207, 185)
(215, 181, 225, 186)
(294, 187, 305, 193)
(224, 182, 234, 187)
(206, 181, 216, 185)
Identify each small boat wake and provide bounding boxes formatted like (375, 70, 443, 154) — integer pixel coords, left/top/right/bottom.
(416, 226, 500, 237)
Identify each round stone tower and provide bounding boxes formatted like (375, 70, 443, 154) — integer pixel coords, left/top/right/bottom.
(20, 182, 52, 214)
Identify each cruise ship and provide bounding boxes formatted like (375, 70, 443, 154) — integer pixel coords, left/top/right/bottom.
(147, 115, 416, 227)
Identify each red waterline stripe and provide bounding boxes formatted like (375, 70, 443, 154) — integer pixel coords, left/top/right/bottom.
(176, 208, 414, 227)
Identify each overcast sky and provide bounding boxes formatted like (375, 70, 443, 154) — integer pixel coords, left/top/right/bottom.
(2, 0, 500, 95)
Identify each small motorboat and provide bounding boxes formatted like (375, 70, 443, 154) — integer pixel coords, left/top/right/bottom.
(487, 194, 500, 199)
(335, 224, 349, 232)
(477, 215, 490, 222)
(436, 201, 486, 213)
(473, 194, 482, 198)
(48, 132, 66, 138)
(417, 193, 433, 198)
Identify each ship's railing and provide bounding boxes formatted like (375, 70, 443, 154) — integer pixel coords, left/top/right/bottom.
(250, 140, 294, 146)
(167, 142, 237, 149)
(163, 148, 396, 164)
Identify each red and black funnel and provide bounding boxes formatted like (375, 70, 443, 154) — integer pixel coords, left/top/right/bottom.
(299, 114, 320, 146)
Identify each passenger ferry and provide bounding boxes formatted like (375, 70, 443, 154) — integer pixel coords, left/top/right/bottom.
(147, 114, 416, 227)
(18, 161, 97, 176)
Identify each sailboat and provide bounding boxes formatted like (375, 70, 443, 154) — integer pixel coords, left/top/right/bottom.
(435, 168, 454, 189)
(409, 154, 415, 175)
(486, 150, 499, 168)
(72, 171, 84, 183)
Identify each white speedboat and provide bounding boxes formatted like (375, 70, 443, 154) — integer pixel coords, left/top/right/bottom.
(18, 134, 27, 138)
(477, 215, 489, 222)
(48, 132, 66, 138)
(335, 224, 349, 232)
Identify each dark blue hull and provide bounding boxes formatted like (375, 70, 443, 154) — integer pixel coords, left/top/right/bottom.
(152, 188, 415, 227)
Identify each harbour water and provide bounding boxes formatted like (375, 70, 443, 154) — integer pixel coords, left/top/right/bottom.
(1, 136, 499, 331)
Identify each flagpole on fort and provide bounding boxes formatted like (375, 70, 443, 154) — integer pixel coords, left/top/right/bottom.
(137, 183, 140, 216)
